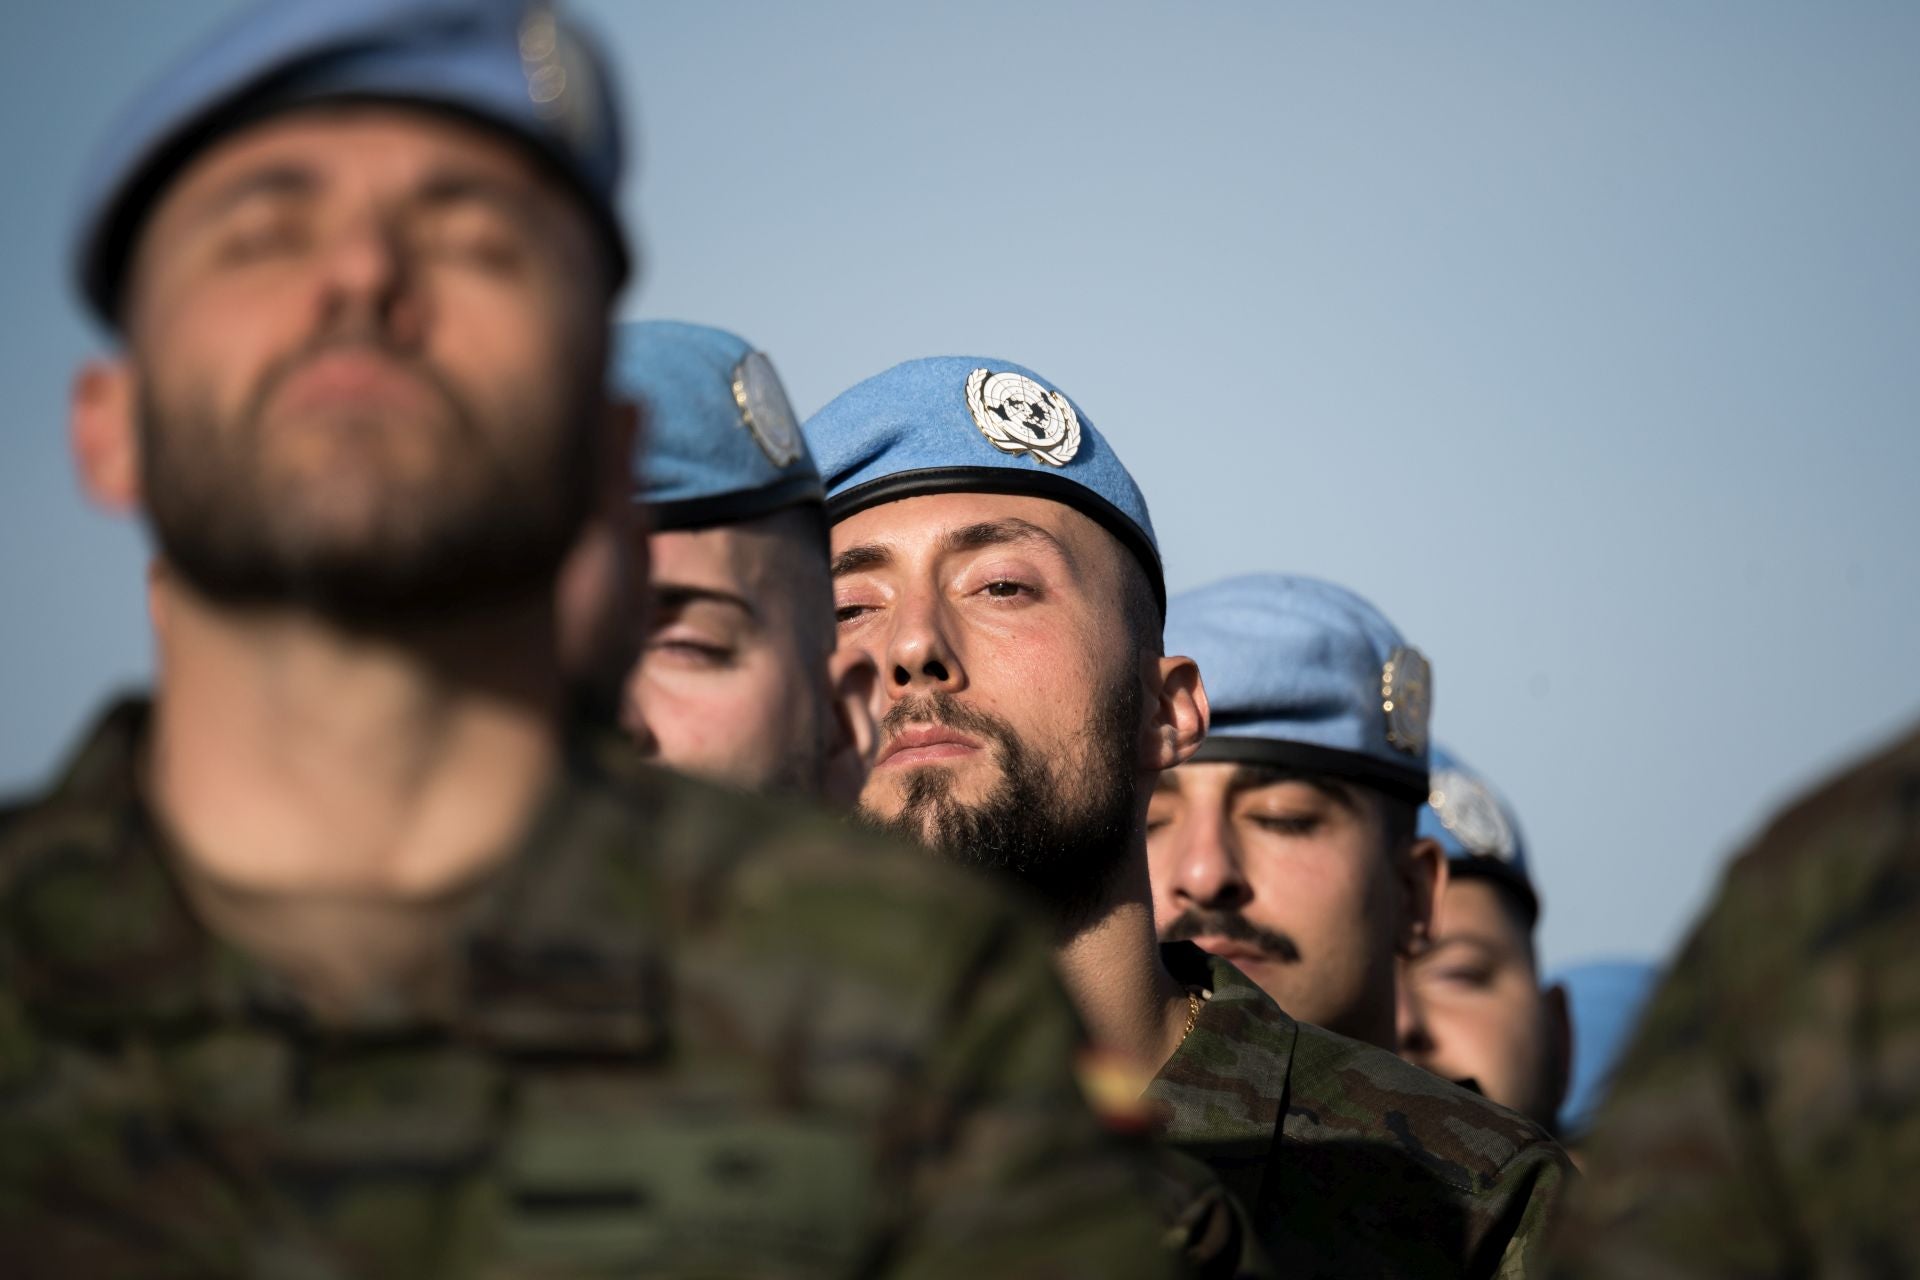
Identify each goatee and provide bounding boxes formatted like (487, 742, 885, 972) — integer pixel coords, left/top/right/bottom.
(859, 681, 1140, 929)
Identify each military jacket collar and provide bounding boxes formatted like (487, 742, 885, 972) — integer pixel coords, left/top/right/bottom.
(1145, 940, 1297, 1212)
(1, 697, 674, 1058)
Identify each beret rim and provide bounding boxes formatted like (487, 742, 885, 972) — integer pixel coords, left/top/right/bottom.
(1191, 735, 1430, 806)
(824, 466, 1166, 616)
(79, 88, 630, 330)
(643, 473, 826, 533)
(1446, 858, 1542, 928)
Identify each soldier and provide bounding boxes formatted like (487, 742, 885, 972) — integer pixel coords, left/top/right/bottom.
(1551, 720, 1920, 1275)
(0, 3, 1176, 1275)
(608, 320, 874, 801)
(807, 359, 1572, 1277)
(1397, 745, 1572, 1131)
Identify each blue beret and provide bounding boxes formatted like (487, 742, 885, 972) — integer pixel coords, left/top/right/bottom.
(1166, 573, 1432, 803)
(1551, 958, 1660, 1140)
(803, 356, 1165, 613)
(1420, 743, 1540, 924)
(73, 0, 628, 328)
(615, 320, 823, 531)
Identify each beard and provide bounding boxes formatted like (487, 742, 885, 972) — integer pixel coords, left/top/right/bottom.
(859, 676, 1141, 929)
(139, 328, 597, 626)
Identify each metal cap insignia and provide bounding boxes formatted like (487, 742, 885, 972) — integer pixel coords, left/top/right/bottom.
(1380, 645, 1431, 756)
(965, 369, 1082, 467)
(519, 1, 602, 155)
(1429, 768, 1516, 859)
(732, 351, 802, 468)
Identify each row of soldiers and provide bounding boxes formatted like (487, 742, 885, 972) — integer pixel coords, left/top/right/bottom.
(5, 0, 1914, 1275)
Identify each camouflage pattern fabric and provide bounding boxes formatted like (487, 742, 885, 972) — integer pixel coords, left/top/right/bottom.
(1151, 942, 1572, 1278)
(0, 699, 1177, 1280)
(1550, 720, 1920, 1279)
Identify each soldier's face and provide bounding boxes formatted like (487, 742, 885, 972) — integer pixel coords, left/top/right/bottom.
(1398, 878, 1569, 1130)
(1148, 765, 1411, 1048)
(830, 492, 1153, 921)
(621, 508, 860, 797)
(105, 104, 612, 619)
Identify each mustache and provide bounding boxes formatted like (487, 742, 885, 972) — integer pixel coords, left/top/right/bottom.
(879, 691, 1018, 752)
(1161, 908, 1302, 963)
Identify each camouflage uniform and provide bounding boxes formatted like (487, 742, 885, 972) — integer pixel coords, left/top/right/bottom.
(1550, 721, 1920, 1279)
(0, 700, 1176, 1280)
(1152, 942, 1572, 1278)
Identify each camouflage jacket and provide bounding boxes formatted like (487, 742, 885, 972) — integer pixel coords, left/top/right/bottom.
(1550, 720, 1920, 1278)
(0, 699, 1176, 1280)
(1151, 942, 1572, 1278)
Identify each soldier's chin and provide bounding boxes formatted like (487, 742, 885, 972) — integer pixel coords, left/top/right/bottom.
(865, 758, 991, 805)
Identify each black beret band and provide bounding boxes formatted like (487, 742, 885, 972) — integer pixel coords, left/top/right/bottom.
(1190, 735, 1430, 807)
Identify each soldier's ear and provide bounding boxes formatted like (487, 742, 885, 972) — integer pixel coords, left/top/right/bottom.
(71, 359, 141, 513)
(1142, 655, 1208, 772)
(1396, 836, 1448, 959)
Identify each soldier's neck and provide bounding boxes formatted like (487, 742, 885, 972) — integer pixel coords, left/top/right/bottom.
(1051, 854, 1196, 1084)
(146, 575, 565, 904)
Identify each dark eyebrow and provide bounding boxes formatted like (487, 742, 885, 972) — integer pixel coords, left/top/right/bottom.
(830, 544, 892, 578)
(651, 583, 758, 620)
(189, 162, 318, 221)
(832, 518, 1068, 580)
(939, 518, 1067, 560)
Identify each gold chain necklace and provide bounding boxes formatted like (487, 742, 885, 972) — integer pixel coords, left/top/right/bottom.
(1177, 989, 1203, 1046)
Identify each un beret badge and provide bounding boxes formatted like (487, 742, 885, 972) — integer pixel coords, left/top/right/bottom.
(1429, 769, 1516, 860)
(1380, 645, 1431, 755)
(731, 351, 802, 468)
(965, 369, 1082, 467)
(518, 2, 602, 157)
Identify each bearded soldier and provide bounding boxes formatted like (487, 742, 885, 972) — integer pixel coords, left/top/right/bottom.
(0, 4, 1175, 1275)
(806, 357, 1572, 1277)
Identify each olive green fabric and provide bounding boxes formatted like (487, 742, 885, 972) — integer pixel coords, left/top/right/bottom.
(1152, 943, 1573, 1278)
(0, 699, 1176, 1280)
(1550, 720, 1920, 1279)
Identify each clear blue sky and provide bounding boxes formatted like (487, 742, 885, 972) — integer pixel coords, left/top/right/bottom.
(3, 2, 1915, 972)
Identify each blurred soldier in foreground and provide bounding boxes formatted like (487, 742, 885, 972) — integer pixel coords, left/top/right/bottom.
(610, 320, 874, 801)
(808, 361, 1570, 1277)
(0, 4, 1174, 1276)
(1549, 958, 1657, 1158)
(1551, 722, 1920, 1275)
(1150, 574, 1449, 1050)
(1398, 745, 1571, 1131)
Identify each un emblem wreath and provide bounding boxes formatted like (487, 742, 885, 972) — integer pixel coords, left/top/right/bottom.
(732, 351, 803, 468)
(1429, 769, 1516, 860)
(1380, 645, 1432, 756)
(966, 369, 1082, 467)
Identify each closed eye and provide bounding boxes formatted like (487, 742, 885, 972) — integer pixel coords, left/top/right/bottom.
(1432, 965, 1495, 990)
(647, 638, 734, 668)
(218, 217, 309, 264)
(1247, 814, 1320, 836)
